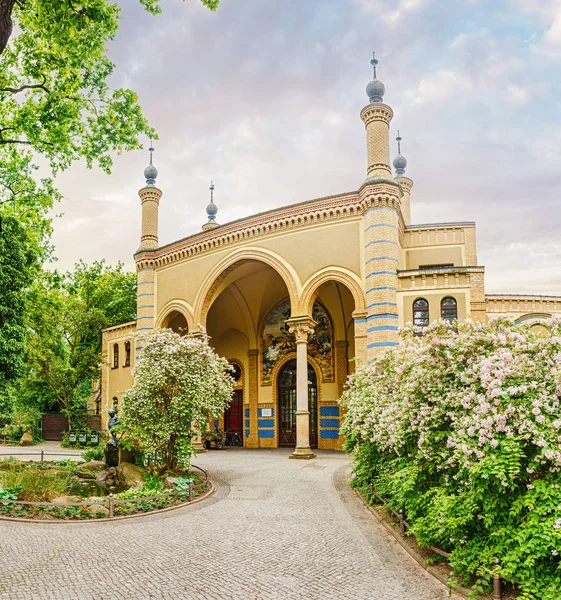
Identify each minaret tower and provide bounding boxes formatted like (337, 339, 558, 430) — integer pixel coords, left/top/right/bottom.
(359, 54, 402, 358)
(202, 181, 219, 231)
(393, 131, 413, 225)
(135, 143, 162, 356)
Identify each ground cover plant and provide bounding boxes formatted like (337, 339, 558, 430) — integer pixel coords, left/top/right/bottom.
(341, 317, 561, 599)
(0, 458, 208, 520)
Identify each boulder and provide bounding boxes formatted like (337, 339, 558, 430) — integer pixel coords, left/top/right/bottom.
(164, 477, 178, 490)
(80, 460, 106, 472)
(95, 470, 108, 484)
(52, 495, 82, 505)
(19, 431, 33, 446)
(74, 471, 95, 480)
(116, 462, 144, 488)
(88, 503, 110, 517)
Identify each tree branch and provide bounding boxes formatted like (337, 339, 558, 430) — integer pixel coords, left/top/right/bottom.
(0, 75, 50, 94)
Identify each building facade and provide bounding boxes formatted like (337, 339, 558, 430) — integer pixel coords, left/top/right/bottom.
(101, 58, 561, 457)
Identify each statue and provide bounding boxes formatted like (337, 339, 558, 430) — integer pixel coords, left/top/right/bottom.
(104, 409, 120, 467)
(107, 409, 119, 446)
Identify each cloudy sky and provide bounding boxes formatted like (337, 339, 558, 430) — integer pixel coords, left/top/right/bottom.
(50, 0, 561, 295)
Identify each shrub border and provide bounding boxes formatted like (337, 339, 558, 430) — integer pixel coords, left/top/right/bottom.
(347, 469, 506, 600)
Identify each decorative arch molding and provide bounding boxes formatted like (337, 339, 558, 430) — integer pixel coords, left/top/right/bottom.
(155, 300, 195, 332)
(193, 247, 302, 327)
(300, 267, 365, 316)
(270, 352, 323, 416)
(515, 313, 552, 326)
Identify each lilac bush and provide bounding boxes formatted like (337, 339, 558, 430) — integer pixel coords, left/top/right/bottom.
(341, 317, 561, 598)
(122, 329, 233, 470)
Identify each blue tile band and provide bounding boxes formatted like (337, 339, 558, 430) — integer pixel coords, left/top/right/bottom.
(320, 406, 340, 417)
(320, 430, 339, 439)
(320, 418, 340, 428)
(258, 430, 274, 438)
(258, 419, 275, 428)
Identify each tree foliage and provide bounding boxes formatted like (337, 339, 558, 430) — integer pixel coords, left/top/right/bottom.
(122, 329, 234, 470)
(342, 317, 561, 599)
(0, 0, 218, 236)
(20, 260, 137, 427)
(0, 216, 39, 390)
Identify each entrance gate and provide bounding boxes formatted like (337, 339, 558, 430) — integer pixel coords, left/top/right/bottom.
(277, 359, 317, 448)
(224, 389, 243, 439)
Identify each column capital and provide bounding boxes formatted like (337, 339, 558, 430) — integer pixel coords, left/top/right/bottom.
(286, 317, 317, 342)
(247, 348, 259, 357)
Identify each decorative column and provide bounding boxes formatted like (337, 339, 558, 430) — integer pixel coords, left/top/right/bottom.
(247, 349, 259, 448)
(287, 317, 316, 460)
(134, 146, 161, 362)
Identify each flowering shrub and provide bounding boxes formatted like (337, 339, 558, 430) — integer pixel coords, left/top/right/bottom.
(341, 317, 561, 599)
(122, 329, 234, 470)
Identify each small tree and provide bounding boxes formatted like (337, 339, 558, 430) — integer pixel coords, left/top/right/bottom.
(122, 329, 233, 470)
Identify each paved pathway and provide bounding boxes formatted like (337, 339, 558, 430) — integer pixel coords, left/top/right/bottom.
(0, 441, 82, 461)
(0, 449, 457, 600)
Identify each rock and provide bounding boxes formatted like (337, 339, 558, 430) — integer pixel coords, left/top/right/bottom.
(88, 503, 109, 517)
(52, 495, 82, 505)
(104, 444, 119, 467)
(164, 477, 178, 489)
(95, 470, 107, 483)
(74, 471, 95, 480)
(19, 431, 33, 446)
(80, 460, 106, 471)
(116, 462, 144, 488)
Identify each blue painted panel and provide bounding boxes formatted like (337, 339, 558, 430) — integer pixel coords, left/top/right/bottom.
(258, 408, 274, 417)
(244, 419, 250, 428)
(245, 430, 249, 438)
(320, 406, 340, 417)
(320, 419, 340, 428)
(244, 408, 249, 418)
(258, 419, 275, 428)
(320, 430, 339, 439)
(258, 430, 275, 438)
(213, 420, 219, 429)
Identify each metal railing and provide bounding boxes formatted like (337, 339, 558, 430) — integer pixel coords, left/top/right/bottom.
(0, 453, 209, 519)
(367, 483, 517, 600)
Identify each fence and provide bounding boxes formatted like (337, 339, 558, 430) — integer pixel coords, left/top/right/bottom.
(367, 483, 516, 600)
(0, 450, 209, 519)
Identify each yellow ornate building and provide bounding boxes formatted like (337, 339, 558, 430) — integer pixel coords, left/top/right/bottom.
(101, 56, 561, 458)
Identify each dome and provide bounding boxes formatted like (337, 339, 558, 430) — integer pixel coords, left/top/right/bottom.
(144, 164, 158, 185)
(393, 154, 407, 175)
(206, 201, 218, 218)
(366, 78, 385, 103)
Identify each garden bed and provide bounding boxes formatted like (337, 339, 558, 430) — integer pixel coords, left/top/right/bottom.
(0, 457, 211, 521)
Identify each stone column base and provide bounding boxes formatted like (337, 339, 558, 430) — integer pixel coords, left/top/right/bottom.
(289, 447, 316, 460)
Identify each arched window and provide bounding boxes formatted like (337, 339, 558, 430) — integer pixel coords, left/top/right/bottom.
(124, 341, 131, 367)
(441, 297, 458, 322)
(413, 298, 429, 327)
(113, 343, 119, 369)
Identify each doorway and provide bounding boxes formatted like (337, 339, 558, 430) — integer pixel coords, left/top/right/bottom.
(277, 359, 317, 448)
(224, 390, 243, 440)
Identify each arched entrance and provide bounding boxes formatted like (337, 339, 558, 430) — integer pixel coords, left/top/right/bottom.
(277, 359, 318, 449)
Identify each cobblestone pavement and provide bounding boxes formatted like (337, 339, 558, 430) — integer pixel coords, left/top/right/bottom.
(0, 448, 458, 600)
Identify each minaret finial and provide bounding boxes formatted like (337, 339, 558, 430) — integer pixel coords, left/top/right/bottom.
(205, 180, 218, 227)
(393, 131, 407, 176)
(366, 51, 385, 104)
(371, 51, 378, 79)
(143, 140, 158, 186)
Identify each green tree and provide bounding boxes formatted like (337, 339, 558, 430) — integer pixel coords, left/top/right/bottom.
(23, 260, 136, 427)
(0, 0, 218, 234)
(122, 329, 233, 470)
(0, 216, 39, 395)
